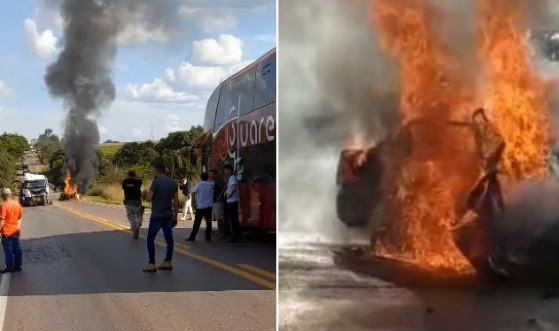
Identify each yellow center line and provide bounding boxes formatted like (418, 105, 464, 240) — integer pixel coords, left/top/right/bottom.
(52, 203, 275, 290)
(236, 264, 276, 280)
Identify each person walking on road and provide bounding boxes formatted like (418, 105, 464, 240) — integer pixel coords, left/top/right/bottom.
(210, 169, 228, 240)
(122, 170, 144, 239)
(143, 163, 179, 273)
(224, 164, 241, 243)
(0, 188, 23, 273)
(179, 178, 194, 221)
(186, 172, 214, 242)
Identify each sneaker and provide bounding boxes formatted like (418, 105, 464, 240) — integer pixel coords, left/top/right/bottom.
(133, 228, 140, 239)
(142, 263, 157, 273)
(158, 261, 173, 270)
(185, 237, 195, 242)
(0, 268, 14, 273)
(14, 267, 22, 272)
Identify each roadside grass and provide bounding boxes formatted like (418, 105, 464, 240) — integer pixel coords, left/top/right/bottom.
(83, 195, 123, 206)
(86, 181, 186, 208)
(88, 183, 123, 202)
(97, 144, 123, 159)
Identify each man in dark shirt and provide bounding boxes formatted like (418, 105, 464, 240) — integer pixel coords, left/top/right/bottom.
(210, 169, 228, 240)
(121, 170, 144, 239)
(143, 163, 179, 272)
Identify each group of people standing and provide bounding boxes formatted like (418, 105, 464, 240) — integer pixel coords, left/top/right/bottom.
(121, 163, 241, 272)
(185, 165, 241, 243)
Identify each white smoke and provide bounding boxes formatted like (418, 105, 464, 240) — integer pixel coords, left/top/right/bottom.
(278, 0, 398, 242)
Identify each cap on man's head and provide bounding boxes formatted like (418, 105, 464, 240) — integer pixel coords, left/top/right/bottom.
(1, 188, 11, 196)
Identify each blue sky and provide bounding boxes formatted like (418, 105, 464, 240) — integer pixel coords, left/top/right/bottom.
(0, 0, 276, 142)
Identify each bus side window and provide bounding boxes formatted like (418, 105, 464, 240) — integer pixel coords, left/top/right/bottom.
(242, 143, 276, 184)
(205, 88, 220, 131)
(254, 53, 276, 110)
(214, 85, 228, 132)
(223, 70, 256, 122)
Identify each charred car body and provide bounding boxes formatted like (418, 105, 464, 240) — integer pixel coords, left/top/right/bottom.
(336, 108, 559, 283)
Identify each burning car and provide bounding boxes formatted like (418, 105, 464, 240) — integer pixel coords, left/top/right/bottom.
(336, 108, 559, 282)
(59, 171, 79, 201)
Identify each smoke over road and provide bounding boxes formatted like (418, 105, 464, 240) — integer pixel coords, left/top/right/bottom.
(44, 0, 178, 191)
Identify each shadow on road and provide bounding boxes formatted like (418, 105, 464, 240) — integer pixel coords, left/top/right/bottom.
(4, 229, 272, 296)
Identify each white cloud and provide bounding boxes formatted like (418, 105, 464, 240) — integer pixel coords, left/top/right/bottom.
(179, 6, 238, 32)
(24, 18, 58, 58)
(99, 125, 108, 134)
(34, 6, 63, 29)
(0, 80, 11, 96)
(165, 114, 183, 132)
(125, 78, 198, 103)
(247, 34, 276, 43)
(175, 63, 226, 89)
(199, 14, 238, 33)
(178, 0, 275, 13)
(166, 68, 176, 82)
(175, 60, 253, 89)
(132, 127, 143, 138)
(191, 35, 243, 66)
(0, 107, 17, 120)
(101, 100, 206, 141)
(117, 24, 171, 44)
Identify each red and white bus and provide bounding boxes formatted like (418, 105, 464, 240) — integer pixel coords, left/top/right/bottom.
(191, 48, 276, 232)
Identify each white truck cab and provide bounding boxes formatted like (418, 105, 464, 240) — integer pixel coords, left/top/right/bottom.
(19, 173, 49, 206)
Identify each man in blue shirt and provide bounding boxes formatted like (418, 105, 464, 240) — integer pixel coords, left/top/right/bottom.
(186, 172, 214, 242)
(143, 163, 179, 272)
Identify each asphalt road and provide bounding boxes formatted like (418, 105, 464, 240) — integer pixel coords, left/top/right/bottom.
(0, 198, 276, 330)
(279, 233, 559, 331)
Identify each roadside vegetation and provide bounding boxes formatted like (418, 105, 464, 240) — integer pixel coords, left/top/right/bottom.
(0, 132, 29, 190)
(34, 126, 203, 205)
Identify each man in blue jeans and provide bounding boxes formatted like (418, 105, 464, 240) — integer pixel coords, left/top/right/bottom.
(143, 163, 179, 272)
(0, 188, 23, 273)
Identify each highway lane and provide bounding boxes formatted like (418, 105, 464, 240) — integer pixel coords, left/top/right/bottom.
(57, 198, 276, 275)
(0, 202, 275, 330)
(279, 233, 559, 331)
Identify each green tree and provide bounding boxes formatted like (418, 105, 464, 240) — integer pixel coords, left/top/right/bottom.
(156, 126, 203, 152)
(34, 129, 62, 164)
(113, 142, 158, 167)
(0, 133, 29, 157)
(0, 133, 29, 190)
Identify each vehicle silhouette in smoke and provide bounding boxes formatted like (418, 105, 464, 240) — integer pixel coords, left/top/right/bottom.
(335, 108, 559, 283)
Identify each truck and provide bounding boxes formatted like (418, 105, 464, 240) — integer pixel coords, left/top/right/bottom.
(19, 173, 50, 206)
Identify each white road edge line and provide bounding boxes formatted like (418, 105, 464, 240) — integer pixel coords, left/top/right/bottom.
(0, 273, 11, 330)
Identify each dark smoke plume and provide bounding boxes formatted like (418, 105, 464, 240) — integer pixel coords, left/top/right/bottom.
(44, 0, 178, 191)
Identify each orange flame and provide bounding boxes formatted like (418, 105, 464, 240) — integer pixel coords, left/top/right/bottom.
(64, 171, 78, 198)
(478, 0, 550, 181)
(371, 0, 478, 273)
(365, 0, 552, 274)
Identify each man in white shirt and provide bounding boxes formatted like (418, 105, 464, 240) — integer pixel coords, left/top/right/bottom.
(186, 172, 214, 242)
(224, 164, 241, 243)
